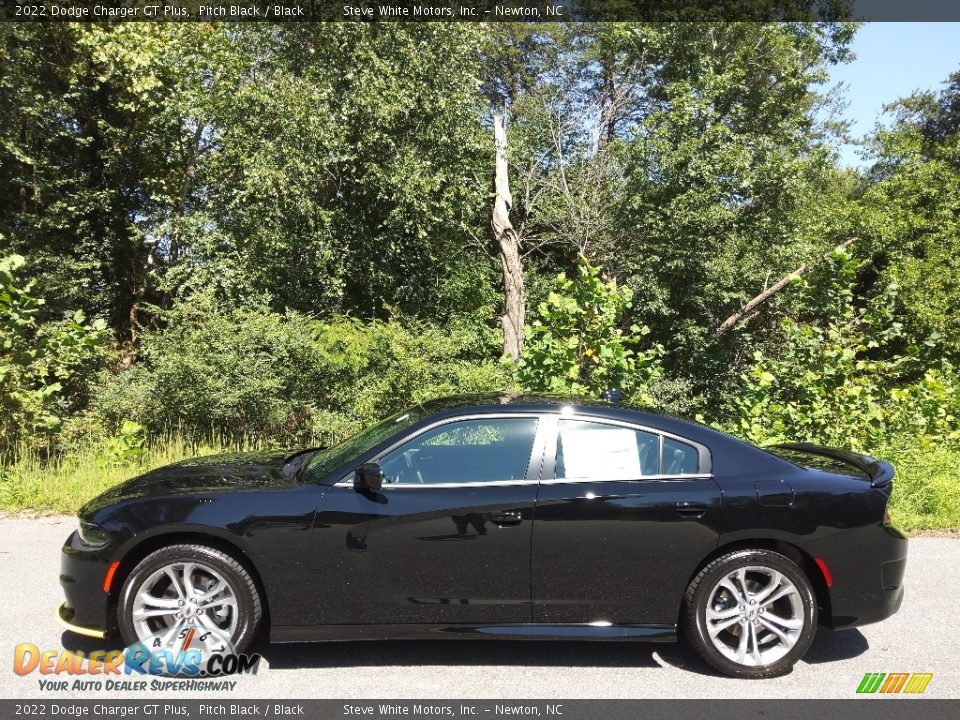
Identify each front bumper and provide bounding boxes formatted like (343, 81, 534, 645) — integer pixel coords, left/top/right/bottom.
(59, 530, 115, 637)
(56, 603, 106, 639)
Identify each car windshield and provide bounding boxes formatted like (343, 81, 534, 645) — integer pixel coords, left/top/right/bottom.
(303, 406, 426, 482)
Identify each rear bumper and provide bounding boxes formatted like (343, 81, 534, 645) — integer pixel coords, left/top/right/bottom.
(816, 525, 908, 630)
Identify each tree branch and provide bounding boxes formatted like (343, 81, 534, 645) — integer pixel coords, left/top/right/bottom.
(715, 237, 857, 337)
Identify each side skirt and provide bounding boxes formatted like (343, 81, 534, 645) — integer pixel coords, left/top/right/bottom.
(270, 623, 677, 643)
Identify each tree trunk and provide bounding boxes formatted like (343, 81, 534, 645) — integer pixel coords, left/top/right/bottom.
(492, 112, 525, 362)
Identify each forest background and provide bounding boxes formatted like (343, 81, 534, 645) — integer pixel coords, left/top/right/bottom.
(2, 22, 959, 531)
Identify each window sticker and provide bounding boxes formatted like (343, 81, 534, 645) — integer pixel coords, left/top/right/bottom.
(560, 425, 643, 479)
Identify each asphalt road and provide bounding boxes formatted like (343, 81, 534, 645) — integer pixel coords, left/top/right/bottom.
(1, 515, 957, 699)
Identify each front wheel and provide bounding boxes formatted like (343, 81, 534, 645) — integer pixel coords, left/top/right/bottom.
(117, 544, 262, 654)
(682, 549, 818, 678)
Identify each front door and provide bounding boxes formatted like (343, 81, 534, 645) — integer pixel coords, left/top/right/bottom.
(531, 415, 722, 625)
(311, 415, 544, 625)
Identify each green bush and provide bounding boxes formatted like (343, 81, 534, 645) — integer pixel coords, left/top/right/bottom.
(883, 444, 960, 532)
(1, 253, 108, 458)
(729, 251, 960, 452)
(516, 257, 663, 403)
(94, 297, 507, 447)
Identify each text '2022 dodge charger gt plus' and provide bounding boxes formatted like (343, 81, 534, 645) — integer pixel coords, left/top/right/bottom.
(58, 394, 907, 677)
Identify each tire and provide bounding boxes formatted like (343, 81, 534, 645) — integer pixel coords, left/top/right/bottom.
(117, 544, 262, 654)
(681, 549, 818, 678)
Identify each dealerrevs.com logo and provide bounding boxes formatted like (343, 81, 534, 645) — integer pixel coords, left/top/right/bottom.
(14, 628, 260, 692)
(856, 672, 933, 695)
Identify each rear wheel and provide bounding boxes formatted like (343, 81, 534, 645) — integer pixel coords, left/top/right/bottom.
(118, 544, 262, 653)
(682, 549, 818, 678)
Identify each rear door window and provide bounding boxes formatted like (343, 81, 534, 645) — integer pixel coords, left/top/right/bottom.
(555, 419, 701, 479)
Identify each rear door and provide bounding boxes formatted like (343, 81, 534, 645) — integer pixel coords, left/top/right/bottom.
(531, 414, 722, 625)
(311, 414, 546, 625)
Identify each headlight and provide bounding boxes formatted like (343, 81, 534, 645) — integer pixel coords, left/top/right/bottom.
(77, 520, 111, 548)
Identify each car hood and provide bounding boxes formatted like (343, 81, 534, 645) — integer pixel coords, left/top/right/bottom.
(79, 450, 301, 516)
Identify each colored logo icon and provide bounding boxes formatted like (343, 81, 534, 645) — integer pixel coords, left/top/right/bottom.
(856, 672, 933, 694)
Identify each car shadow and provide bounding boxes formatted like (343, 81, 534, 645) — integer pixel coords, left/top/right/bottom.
(60, 627, 868, 676)
(802, 628, 870, 664)
(254, 626, 869, 675)
(60, 632, 124, 655)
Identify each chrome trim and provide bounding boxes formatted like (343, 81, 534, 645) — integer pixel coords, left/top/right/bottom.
(56, 603, 106, 639)
(335, 473, 714, 489)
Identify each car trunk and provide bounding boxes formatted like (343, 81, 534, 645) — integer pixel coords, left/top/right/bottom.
(766, 442, 895, 487)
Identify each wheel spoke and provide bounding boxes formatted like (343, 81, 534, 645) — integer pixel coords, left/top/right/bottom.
(197, 613, 222, 635)
(753, 571, 782, 603)
(763, 611, 804, 630)
(134, 607, 178, 619)
(160, 620, 185, 646)
(748, 623, 763, 665)
(137, 591, 180, 609)
(204, 597, 237, 611)
(708, 615, 742, 637)
(717, 579, 745, 603)
(198, 579, 228, 599)
(706, 605, 741, 621)
(733, 623, 749, 662)
(181, 563, 196, 597)
(164, 567, 186, 599)
(734, 568, 749, 597)
(760, 585, 798, 607)
(758, 616, 791, 644)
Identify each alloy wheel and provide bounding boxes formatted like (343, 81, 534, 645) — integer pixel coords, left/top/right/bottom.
(130, 561, 238, 645)
(704, 565, 804, 667)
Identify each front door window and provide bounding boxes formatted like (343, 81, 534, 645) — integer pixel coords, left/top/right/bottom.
(379, 417, 539, 485)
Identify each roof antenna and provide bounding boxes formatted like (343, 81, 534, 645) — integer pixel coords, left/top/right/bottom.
(601, 388, 622, 405)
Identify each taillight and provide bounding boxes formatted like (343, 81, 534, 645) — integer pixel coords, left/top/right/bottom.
(814, 557, 834, 588)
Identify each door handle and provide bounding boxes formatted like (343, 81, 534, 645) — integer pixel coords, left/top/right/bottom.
(489, 510, 523, 526)
(675, 501, 708, 519)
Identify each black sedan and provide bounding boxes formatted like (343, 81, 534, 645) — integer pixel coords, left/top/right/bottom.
(58, 394, 907, 678)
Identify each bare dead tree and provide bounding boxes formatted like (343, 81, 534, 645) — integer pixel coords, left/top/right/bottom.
(492, 112, 525, 362)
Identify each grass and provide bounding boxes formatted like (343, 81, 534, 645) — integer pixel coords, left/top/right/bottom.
(1, 436, 958, 533)
(0, 435, 264, 514)
(884, 445, 960, 533)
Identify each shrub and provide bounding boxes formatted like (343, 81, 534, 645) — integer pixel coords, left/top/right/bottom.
(94, 297, 507, 447)
(0, 253, 108, 458)
(516, 257, 663, 403)
(729, 250, 960, 452)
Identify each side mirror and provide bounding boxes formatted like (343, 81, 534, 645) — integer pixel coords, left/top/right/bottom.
(354, 462, 384, 492)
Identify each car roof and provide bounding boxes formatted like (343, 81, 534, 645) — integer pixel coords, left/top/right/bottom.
(417, 392, 706, 437)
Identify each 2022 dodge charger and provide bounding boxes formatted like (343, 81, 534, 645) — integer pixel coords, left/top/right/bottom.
(58, 394, 907, 677)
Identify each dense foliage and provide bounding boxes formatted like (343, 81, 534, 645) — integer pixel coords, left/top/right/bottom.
(1, 253, 107, 456)
(517, 258, 662, 403)
(1, 22, 959, 529)
(93, 297, 505, 448)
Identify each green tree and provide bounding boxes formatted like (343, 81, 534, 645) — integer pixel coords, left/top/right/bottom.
(862, 71, 960, 351)
(729, 251, 957, 451)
